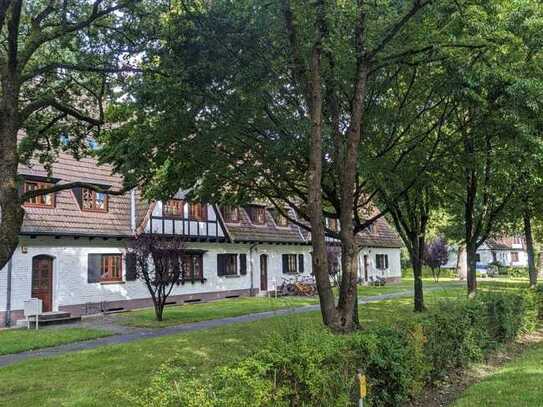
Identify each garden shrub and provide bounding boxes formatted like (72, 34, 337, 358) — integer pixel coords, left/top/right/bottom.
(349, 324, 429, 406)
(423, 298, 488, 381)
(536, 285, 543, 319)
(480, 290, 537, 343)
(129, 291, 539, 406)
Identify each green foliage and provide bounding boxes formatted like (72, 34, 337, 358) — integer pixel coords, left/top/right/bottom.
(424, 299, 488, 380)
(129, 289, 538, 406)
(349, 325, 429, 406)
(481, 290, 537, 342)
(536, 285, 543, 320)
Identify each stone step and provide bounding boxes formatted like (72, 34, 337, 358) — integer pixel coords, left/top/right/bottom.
(36, 312, 71, 321)
(15, 312, 81, 328)
(28, 315, 81, 327)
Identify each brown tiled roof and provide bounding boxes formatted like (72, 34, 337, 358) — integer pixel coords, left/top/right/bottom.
(18, 153, 132, 237)
(355, 217, 403, 248)
(485, 237, 525, 251)
(299, 216, 402, 249)
(223, 207, 306, 244)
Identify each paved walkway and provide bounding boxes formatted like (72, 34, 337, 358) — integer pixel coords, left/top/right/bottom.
(0, 285, 460, 368)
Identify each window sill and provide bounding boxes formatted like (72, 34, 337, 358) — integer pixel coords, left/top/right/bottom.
(283, 272, 300, 275)
(223, 274, 241, 279)
(100, 280, 125, 285)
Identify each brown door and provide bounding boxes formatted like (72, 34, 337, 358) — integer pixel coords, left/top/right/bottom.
(363, 255, 369, 282)
(32, 256, 53, 312)
(260, 254, 268, 291)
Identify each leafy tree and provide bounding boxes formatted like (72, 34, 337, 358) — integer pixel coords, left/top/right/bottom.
(128, 235, 186, 321)
(0, 0, 145, 270)
(423, 236, 449, 282)
(437, 0, 543, 296)
(100, 0, 446, 332)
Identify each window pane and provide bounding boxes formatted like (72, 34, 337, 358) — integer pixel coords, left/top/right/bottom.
(96, 192, 106, 209)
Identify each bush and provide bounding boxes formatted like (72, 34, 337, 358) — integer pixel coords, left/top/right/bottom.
(480, 290, 537, 343)
(423, 299, 488, 380)
(349, 325, 429, 406)
(131, 291, 539, 406)
(536, 285, 543, 320)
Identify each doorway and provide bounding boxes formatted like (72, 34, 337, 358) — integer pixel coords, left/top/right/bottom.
(260, 254, 268, 291)
(32, 255, 53, 312)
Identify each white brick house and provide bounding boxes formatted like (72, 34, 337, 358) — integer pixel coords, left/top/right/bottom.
(0, 153, 402, 325)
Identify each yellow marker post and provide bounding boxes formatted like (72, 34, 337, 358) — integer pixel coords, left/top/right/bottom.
(356, 370, 367, 407)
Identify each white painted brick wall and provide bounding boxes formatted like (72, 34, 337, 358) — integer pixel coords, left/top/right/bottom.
(0, 237, 313, 312)
(358, 247, 402, 280)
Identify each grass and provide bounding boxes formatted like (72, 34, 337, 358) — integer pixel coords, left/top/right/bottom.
(454, 342, 543, 406)
(119, 278, 460, 328)
(0, 287, 464, 407)
(0, 279, 526, 406)
(118, 296, 318, 328)
(0, 328, 112, 356)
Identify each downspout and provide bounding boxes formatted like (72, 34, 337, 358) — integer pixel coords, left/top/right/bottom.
(5, 258, 12, 327)
(249, 243, 258, 296)
(130, 189, 136, 233)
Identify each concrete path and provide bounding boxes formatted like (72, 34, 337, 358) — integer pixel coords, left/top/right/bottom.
(0, 285, 460, 368)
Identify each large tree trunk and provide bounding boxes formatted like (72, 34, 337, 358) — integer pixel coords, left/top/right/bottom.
(306, 4, 336, 328)
(0, 86, 24, 272)
(410, 237, 426, 312)
(466, 242, 478, 297)
(335, 235, 359, 331)
(523, 209, 537, 288)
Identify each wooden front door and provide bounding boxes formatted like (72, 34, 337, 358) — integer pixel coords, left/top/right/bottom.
(260, 254, 268, 291)
(32, 256, 53, 312)
(363, 255, 369, 282)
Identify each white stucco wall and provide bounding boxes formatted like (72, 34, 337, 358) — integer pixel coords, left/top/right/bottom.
(445, 243, 529, 271)
(357, 247, 402, 281)
(0, 237, 312, 313)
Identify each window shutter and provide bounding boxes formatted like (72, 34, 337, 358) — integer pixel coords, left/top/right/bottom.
(385, 255, 389, 269)
(282, 254, 288, 274)
(125, 253, 137, 281)
(217, 254, 226, 276)
(298, 254, 304, 274)
(73, 187, 83, 209)
(240, 254, 247, 275)
(88, 254, 101, 283)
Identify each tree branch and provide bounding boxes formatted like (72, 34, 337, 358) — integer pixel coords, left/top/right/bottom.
(21, 181, 131, 201)
(19, 97, 103, 125)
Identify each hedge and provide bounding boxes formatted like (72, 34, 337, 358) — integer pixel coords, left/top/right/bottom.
(124, 289, 542, 407)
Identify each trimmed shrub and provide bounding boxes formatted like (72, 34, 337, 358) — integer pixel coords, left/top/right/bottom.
(128, 290, 539, 406)
(349, 324, 429, 406)
(480, 290, 537, 343)
(536, 285, 543, 319)
(423, 298, 488, 381)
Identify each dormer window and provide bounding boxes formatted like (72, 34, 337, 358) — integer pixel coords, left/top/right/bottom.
(164, 199, 185, 218)
(327, 218, 338, 231)
(190, 203, 207, 221)
(82, 188, 108, 212)
(248, 206, 266, 225)
(221, 206, 240, 223)
(274, 210, 288, 227)
(23, 181, 55, 208)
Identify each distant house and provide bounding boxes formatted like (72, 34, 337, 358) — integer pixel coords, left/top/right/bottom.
(0, 153, 403, 326)
(444, 236, 528, 272)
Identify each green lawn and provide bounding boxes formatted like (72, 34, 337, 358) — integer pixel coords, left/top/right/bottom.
(118, 296, 318, 328)
(0, 288, 464, 407)
(0, 279, 525, 406)
(454, 341, 543, 407)
(0, 328, 112, 356)
(119, 278, 459, 328)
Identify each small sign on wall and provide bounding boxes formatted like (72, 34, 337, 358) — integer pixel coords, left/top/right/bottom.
(21, 246, 28, 254)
